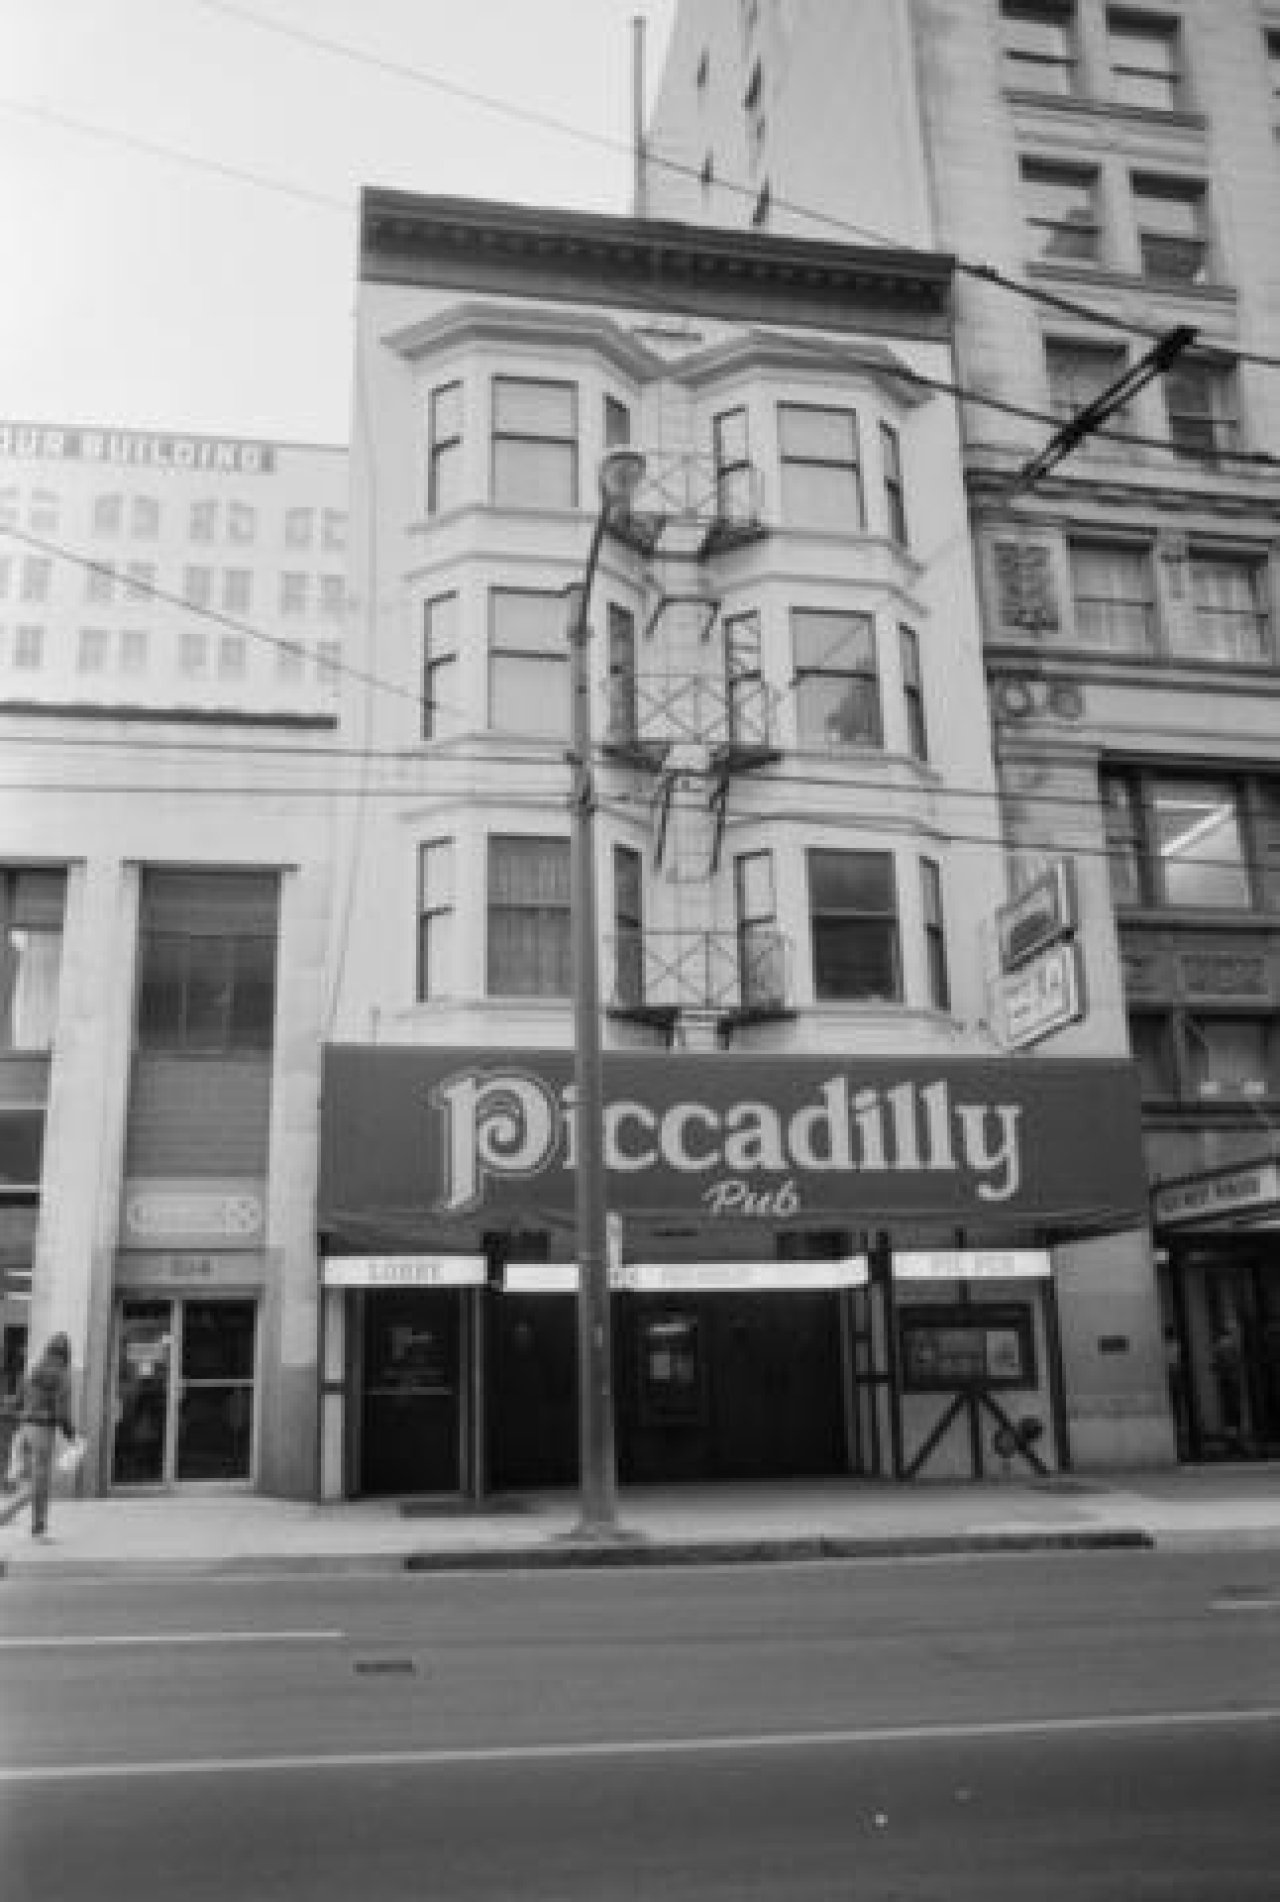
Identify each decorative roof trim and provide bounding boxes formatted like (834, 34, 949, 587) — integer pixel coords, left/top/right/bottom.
(670, 329, 933, 407)
(360, 191, 954, 342)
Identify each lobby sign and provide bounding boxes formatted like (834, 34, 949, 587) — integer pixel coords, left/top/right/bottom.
(319, 1047, 1148, 1245)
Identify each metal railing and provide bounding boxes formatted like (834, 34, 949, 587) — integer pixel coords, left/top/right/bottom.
(607, 927, 791, 1015)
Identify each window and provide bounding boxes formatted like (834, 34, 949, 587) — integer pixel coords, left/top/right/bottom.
(1103, 771, 1252, 909)
(778, 405, 864, 531)
(228, 502, 256, 544)
(190, 501, 217, 542)
(1001, 0, 1078, 95)
(131, 496, 160, 539)
(93, 494, 123, 536)
(880, 423, 908, 545)
(428, 381, 463, 514)
(422, 593, 458, 741)
(1108, 9, 1182, 111)
(1129, 1012, 1178, 1097)
(1069, 541, 1155, 653)
(809, 850, 900, 1002)
(137, 875, 277, 1053)
(921, 859, 950, 1011)
(320, 575, 345, 619)
(86, 562, 115, 606)
(489, 589, 567, 737)
(487, 836, 571, 997)
(218, 635, 246, 679)
(725, 611, 768, 748)
(1185, 1016, 1280, 1101)
(604, 395, 631, 450)
(1183, 552, 1270, 665)
(183, 565, 213, 608)
(280, 573, 308, 616)
(275, 641, 305, 682)
(1, 870, 65, 1050)
(77, 628, 109, 674)
(179, 630, 209, 677)
(124, 562, 154, 605)
(899, 625, 928, 761)
(1163, 357, 1239, 461)
(491, 377, 577, 509)
(322, 510, 347, 552)
(284, 507, 313, 548)
(793, 608, 881, 748)
(317, 640, 341, 685)
(613, 845, 644, 1008)
(13, 626, 43, 670)
(1046, 339, 1128, 424)
(29, 490, 58, 533)
(20, 558, 51, 604)
(713, 407, 754, 523)
(120, 630, 148, 675)
(416, 840, 454, 1001)
(223, 570, 252, 614)
(1021, 159, 1102, 264)
(736, 850, 784, 1009)
(1133, 176, 1208, 283)
(606, 602, 638, 747)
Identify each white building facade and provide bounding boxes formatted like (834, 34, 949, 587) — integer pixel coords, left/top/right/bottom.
(315, 192, 1150, 1499)
(0, 423, 347, 1496)
(647, 0, 1280, 1465)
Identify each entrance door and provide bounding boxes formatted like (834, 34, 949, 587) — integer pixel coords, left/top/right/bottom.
(360, 1291, 461, 1495)
(111, 1297, 257, 1486)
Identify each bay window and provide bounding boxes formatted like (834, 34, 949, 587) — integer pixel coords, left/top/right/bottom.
(808, 849, 901, 1002)
(491, 377, 577, 509)
(488, 588, 568, 737)
(778, 405, 864, 532)
(793, 608, 881, 748)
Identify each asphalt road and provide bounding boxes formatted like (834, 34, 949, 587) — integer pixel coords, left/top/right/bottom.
(2, 1549, 1280, 1899)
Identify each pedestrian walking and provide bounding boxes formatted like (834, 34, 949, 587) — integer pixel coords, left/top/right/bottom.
(0, 1333, 79, 1540)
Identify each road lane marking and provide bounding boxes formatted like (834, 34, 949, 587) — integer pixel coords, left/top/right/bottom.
(2, 1706, 1279, 1783)
(1211, 1597, 1280, 1614)
(0, 1629, 345, 1651)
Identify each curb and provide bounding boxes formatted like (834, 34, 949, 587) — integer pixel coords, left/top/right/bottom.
(1, 1526, 1155, 1582)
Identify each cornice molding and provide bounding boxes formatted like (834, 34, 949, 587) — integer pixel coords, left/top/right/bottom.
(361, 191, 954, 342)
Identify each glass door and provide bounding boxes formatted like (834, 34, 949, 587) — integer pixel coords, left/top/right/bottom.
(111, 1300, 172, 1484)
(111, 1296, 257, 1486)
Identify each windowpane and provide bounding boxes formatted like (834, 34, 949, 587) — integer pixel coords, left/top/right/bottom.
(2, 871, 65, 1050)
(1164, 360, 1238, 460)
(1022, 161, 1101, 262)
(1151, 780, 1250, 908)
(613, 846, 644, 1007)
(921, 858, 950, 1011)
(1134, 178, 1206, 282)
(1069, 542, 1155, 653)
(488, 837, 571, 997)
(1047, 341, 1127, 420)
(794, 609, 880, 747)
(423, 593, 459, 740)
(809, 849, 900, 1003)
(1182, 555, 1268, 664)
(493, 380, 574, 435)
(899, 625, 928, 761)
(1186, 1018, 1277, 1099)
(880, 422, 908, 545)
(1109, 11, 1181, 110)
(1102, 775, 1144, 906)
(417, 839, 454, 1002)
(492, 440, 576, 508)
(1002, 1, 1077, 93)
(490, 591, 567, 737)
(1129, 1013, 1177, 1096)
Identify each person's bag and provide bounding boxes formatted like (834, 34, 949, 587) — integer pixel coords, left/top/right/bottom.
(56, 1435, 86, 1477)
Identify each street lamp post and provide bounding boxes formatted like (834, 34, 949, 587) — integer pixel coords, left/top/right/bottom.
(564, 447, 646, 1540)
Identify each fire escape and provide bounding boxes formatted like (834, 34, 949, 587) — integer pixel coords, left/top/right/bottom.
(599, 451, 794, 1046)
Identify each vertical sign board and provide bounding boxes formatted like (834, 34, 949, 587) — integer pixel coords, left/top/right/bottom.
(995, 860, 1078, 973)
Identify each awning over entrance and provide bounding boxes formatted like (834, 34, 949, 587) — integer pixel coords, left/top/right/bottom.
(318, 1045, 1149, 1252)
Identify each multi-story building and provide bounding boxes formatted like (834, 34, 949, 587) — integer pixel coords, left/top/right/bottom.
(315, 189, 1148, 1501)
(0, 424, 348, 1495)
(648, 0, 1280, 1463)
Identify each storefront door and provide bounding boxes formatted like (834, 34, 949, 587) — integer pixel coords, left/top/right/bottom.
(111, 1297, 257, 1486)
(360, 1291, 462, 1495)
(1162, 1242, 1280, 1460)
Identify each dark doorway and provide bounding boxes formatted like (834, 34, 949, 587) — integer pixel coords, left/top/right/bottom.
(360, 1291, 461, 1495)
(487, 1294, 578, 1490)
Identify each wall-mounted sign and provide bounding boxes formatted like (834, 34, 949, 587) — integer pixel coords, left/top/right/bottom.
(899, 1301, 1037, 1390)
(894, 1249, 1051, 1282)
(503, 1257, 869, 1295)
(319, 1047, 1149, 1244)
(991, 941, 1084, 1050)
(115, 1250, 265, 1291)
(321, 1255, 487, 1288)
(122, 1180, 265, 1247)
(995, 860, 1078, 973)
(1152, 1160, 1280, 1228)
(0, 420, 277, 473)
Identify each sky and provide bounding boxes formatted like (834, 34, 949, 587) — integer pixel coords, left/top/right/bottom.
(1, 0, 676, 443)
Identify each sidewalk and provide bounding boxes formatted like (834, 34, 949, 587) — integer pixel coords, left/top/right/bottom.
(3, 1465, 1279, 1580)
